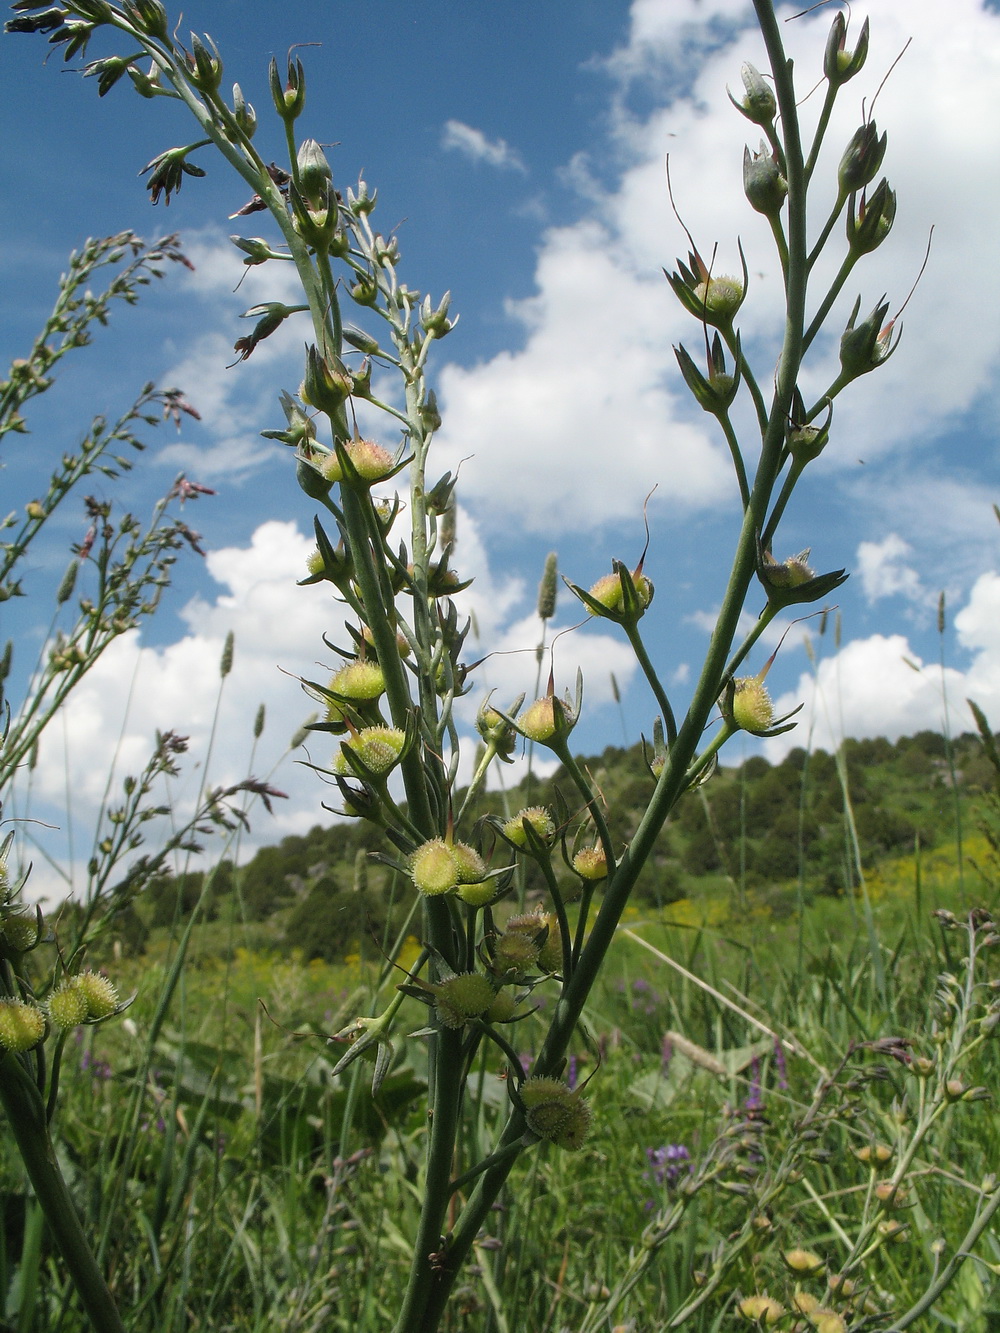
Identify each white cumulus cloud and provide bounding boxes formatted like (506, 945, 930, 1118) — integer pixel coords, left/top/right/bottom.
(441, 120, 527, 173)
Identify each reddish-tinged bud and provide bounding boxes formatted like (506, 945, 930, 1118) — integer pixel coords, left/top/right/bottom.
(839, 122, 887, 196)
(824, 12, 869, 86)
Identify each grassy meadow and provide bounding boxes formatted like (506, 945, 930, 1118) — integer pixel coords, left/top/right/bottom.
(5, 738, 1000, 1333)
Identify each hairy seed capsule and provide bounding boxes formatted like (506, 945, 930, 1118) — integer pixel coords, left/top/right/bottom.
(433, 973, 496, 1028)
(502, 806, 556, 848)
(410, 840, 460, 897)
(0, 998, 46, 1052)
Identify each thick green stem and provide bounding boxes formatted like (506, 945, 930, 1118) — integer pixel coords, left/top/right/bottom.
(0, 1055, 126, 1333)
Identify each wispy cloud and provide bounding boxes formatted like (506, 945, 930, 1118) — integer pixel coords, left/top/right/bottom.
(441, 119, 526, 173)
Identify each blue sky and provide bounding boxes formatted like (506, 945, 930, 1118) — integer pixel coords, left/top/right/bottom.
(3, 0, 1000, 899)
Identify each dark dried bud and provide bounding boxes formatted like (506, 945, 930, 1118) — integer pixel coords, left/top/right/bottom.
(839, 121, 887, 196)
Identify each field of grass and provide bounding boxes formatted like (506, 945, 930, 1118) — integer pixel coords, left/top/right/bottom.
(4, 832, 999, 1333)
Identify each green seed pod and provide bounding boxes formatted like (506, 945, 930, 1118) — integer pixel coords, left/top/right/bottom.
(48, 982, 90, 1030)
(75, 970, 119, 1020)
(335, 726, 405, 777)
(572, 845, 608, 881)
(433, 972, 496, 1028)
(0, 998, 46, 1052)
(731, 677, 773, 733)
(410, 839, 460, 897)
(520, 1077, 591, 1150)
(450, 842, 486, 885)
(737, 1295, 785, 1325)
(492, 929, 540, 980)
(1, 913, 39, 953)
(485, 988, 517, 1023)
(502, 806, 555, 848)
(330, 661, 386, 701)
(517, 697, 557, 742)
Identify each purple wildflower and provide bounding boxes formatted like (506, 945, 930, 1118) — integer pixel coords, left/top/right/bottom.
(773, 1038, 789, 1090)
(745, 1057, 763, 1112)
(567, 1055, 578, 1091)
(644, 1143, 692, 1193)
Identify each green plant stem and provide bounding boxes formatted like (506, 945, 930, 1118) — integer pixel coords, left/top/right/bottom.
(802, 247, 857, 353)
(717, 411, 751, 511)
(0, 1056, 126, 1333)
(888, 1186, 1000, 1330)
(804, 81, 839, 183)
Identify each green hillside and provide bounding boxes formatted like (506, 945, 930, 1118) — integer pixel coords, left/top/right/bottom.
(128, 727, 996, 963)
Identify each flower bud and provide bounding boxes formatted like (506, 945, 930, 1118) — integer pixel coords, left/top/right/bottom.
(186, 32, 223, 93)
(476, 702, 518, 759)
(839, 122, 887, 196)
(451, 842, 487, 886)
(0, 998, 45, 1052)
(783, 1248, 824, 1274)
(297, 138, 333, 210)
(762, 550, 814, 590)
(123, 0, 169, 40)
(854, 1143, 893, 1165)
(744, 142, 787, 216)
(231, 83, 257, 139)
(729, 63, 776, 125)
(824, 13, 869, 86)
(485, 988, 518, 1023)
(674, 336, 740, 415)
(420, 291, 455, 337)
(301, 345, 353, 415)
(410, 839, 460, 897)
(75, 969, 119, 1020)
(492, 929, 540, 980)
(269, 54, 305, 121)
(846, 178, 896, 257)
(319, 437, 395, 486)
(1, 913, 39, 953)
(840, 297, 898, 381)
(518, 697, 558, 743)
(347, 179, 377, 215)
(664, 247, 747, 330)
(457, 878, 498, 908)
